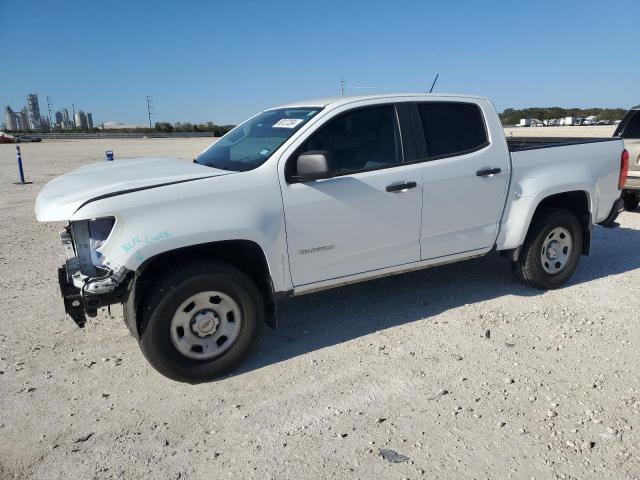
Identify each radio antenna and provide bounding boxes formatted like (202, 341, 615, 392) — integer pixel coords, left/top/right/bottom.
(429, 73, 439, 93)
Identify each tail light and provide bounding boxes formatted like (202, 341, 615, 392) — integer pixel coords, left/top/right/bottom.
(619, 149, 629, 190)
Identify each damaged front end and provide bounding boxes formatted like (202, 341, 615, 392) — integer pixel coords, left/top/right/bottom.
(58, 218, 132, 327)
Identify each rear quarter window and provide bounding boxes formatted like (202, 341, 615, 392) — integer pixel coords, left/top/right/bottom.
(615, 110, 640, 138)
(417, 102, 488, 158)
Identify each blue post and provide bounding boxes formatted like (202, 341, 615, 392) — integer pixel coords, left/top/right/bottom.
(16, 146, 25, 184)
(105, 150, 114, 161)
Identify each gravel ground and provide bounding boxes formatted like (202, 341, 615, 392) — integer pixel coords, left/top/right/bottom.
(1, 137, 639, 480)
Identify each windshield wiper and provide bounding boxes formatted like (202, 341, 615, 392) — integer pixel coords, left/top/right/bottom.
(207, 162, 228, 170)
(195, 159, 231, 170)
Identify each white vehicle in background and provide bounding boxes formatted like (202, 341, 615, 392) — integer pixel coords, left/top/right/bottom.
(519, 118, 544, 127)
(614, 106, 640, 211)
(564, 116, 583, 126)
(35, 93, 627, 383)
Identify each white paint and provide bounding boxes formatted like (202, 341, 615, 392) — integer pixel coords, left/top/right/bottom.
(35, 93, 624, 296)
(418, 98, 511, 260)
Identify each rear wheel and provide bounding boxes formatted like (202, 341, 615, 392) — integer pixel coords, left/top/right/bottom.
(513, 209, 583, 289)
(138, 260, 263, 383)
(622, 191, 640, 211)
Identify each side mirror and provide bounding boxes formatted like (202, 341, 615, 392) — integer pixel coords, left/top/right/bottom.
(291, 151, 335, 182)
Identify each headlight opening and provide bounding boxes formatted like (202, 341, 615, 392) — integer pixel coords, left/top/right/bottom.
(88, 217, 115, 265)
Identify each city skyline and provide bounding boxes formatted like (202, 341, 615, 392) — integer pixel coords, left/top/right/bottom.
(4, 92, 95, 132)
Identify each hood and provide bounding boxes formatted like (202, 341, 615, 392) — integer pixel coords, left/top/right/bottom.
(35, 157, 232, 221)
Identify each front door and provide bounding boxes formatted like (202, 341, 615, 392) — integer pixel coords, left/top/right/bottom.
(280, 104, 423, 286)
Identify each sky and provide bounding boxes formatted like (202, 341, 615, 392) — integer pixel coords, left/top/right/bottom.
(1, 0, 638, 125)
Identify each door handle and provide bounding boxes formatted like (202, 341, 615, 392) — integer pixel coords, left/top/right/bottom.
(476, 167, 501, 177)
(386, 181, 417, 192)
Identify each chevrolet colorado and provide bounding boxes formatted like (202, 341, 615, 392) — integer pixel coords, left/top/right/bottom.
(35, 94, 628, 383)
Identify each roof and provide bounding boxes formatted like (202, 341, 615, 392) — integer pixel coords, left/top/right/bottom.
(272, 93, 487, 109)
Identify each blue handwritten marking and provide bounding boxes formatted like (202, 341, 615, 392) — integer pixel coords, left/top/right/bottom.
(121, 235, 142, 253)
(135, 251, 145, 262)
(144, 230, 172, 244)
(121, 230, 172, 255)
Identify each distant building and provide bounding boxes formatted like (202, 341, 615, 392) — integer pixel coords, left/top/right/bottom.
(5, 95, 97, 131)
(4, 106, 18, 131)
(75, 110, 88, 129)
(61, 108, 73, 129)
(26, 93, 42, 130)
(19, 108, 29, 131)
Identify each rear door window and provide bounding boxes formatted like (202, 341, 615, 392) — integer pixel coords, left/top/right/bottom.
(417, 102, 488, 158)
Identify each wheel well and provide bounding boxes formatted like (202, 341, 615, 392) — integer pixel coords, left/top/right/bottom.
(532, 191, 591, 254)
(132, 240, 276, 335)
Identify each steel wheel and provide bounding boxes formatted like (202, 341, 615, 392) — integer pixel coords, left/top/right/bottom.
(170, 291, 242, 360)
(514, 208, 582, 290)
(540, 226, 573, 274)
(138, 260, 263, 383)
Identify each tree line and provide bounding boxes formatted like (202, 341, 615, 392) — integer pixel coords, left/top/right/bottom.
(154, 121, 235, 136)
(500, 107, 628, 125)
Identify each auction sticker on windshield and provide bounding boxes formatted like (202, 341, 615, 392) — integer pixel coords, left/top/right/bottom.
(273, 118, 304, 128)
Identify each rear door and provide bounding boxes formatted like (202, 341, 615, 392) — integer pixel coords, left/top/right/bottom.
(279, 103, 423, 286)
(412, 100, 510, 260)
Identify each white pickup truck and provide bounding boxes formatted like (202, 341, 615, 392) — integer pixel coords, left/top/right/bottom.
(35, 93, 628, 383)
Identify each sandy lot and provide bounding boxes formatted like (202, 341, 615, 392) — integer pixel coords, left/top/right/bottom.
(1, 135, 639, 480)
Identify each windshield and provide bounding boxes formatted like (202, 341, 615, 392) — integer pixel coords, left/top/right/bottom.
(195, 107, 322, 171)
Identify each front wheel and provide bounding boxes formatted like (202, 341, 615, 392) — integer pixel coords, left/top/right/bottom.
(513, 209, 583, 289)
(138, 260, 263, 383)
(622, 191, 640, 211)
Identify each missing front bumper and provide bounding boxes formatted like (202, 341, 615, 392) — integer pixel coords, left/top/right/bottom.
(58, 266, 87, 327)
(57, 264, 132, 328)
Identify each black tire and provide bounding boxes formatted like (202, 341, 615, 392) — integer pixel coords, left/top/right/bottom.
(622, 191, 640, 211)
(513, 208, 583, 290)
(138, 260, 263, 383)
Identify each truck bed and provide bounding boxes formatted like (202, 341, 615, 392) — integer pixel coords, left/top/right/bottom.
(501, 135, 624, 249)
(507, 137, 618, 152)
